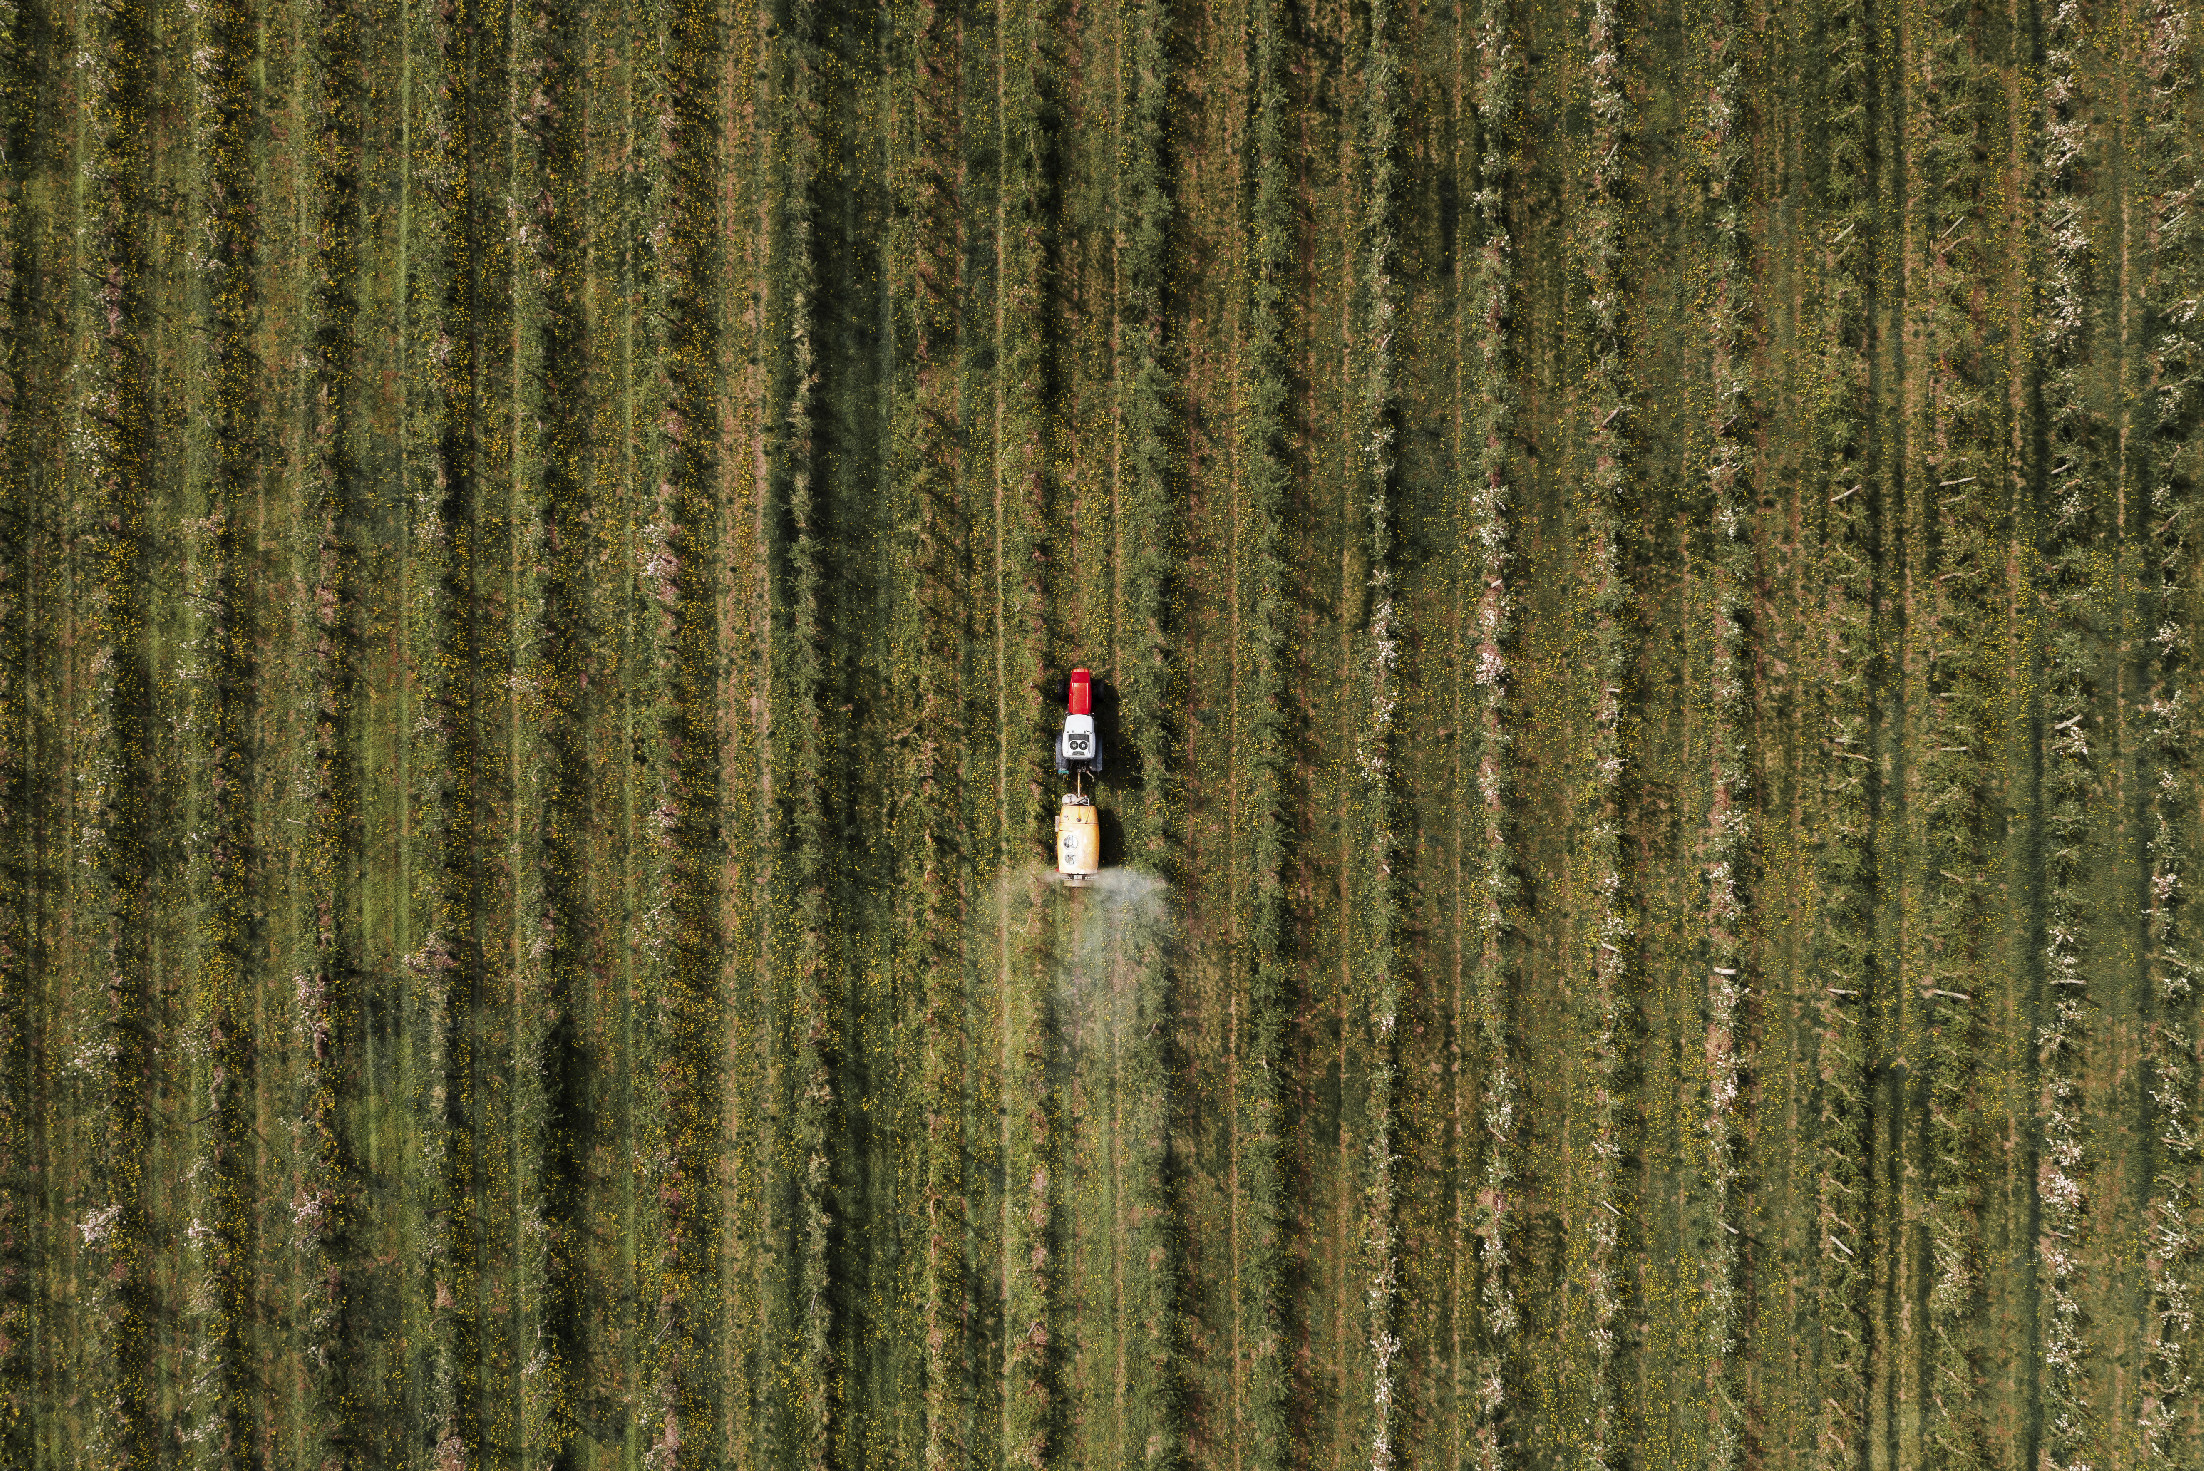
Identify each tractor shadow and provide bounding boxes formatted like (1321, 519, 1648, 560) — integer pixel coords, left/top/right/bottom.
(1098, 805, 1126, 870)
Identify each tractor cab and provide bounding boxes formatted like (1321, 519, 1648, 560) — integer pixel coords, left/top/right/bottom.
(1056, 668, 1103, 778)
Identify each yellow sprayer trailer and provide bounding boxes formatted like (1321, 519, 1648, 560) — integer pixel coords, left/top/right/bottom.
(1056, 792, 1101, 883)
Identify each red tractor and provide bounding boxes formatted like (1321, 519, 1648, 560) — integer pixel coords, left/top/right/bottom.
(1054, 668, 1102, 882)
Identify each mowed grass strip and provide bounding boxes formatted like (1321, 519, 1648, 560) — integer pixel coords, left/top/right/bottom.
(1116, 0, 1176, 869)
(759, 1, 835, 1460)
(1233, 0, 1293, 1464)
(1111, 4, 1185, 1462)
(472, 0, 522, 1449)
(1000, 863, 1062, 1471)
(719, 0, 770, 1456)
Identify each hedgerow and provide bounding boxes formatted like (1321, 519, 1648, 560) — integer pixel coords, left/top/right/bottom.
(1352, 3, 1404, 1469)
(1574, 0, 1633, 1457)
(508, 0, 589, 1460)
(2141, 2, 2202, 1458)
(1911, 0, 1997, 1461)
(2035, 6, 2102, 1456)
(1807, 0, 1876, 1456)
(994, 2, 1062, 1463)
(185, 0, 263, 1462)
(1693, 0, 1751, 1453)
(759, 0, 836, 1462)
(77, 0, 158, 1461)
(1460, 0, 1520, 1460)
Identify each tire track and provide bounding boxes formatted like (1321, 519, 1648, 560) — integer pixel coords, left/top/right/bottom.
(576, 7, 649, 1450)
(1862, 2, 1912, 1454)
(473, 0, 520, 1448)
(1055, 873, 1177, 1471)
(759, 1, 831, 1460)
(1319, 3, 1363, 1454)
(1000, 867, 1060, 1471)
(0, 149, 26, 1471)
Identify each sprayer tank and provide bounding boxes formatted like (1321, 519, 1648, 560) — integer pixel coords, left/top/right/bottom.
(1056, 793, 1101, 880)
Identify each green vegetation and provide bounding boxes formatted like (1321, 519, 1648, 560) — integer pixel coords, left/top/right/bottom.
(185, 0, 262, 1463)
(0, 0, 40, 1463)
(1566, 0, 1631, 1458)
(1353, 6, 1402, 1471)
(78, 1, 157, 1462)
(2141, 7, 2201, 1462)
(1804, 0, 1875, 1460)
(1691, 0, 1747, 1455)
(296, 0, 367, 1462)
(6, 1, 2203, 1469)
(1454, 3, 1518, 1465)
